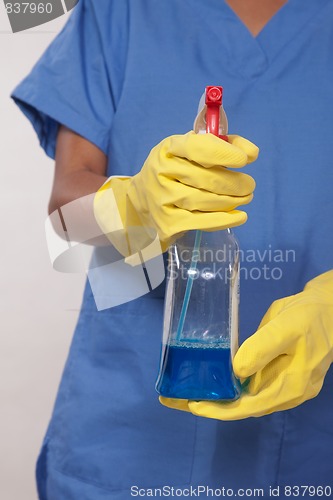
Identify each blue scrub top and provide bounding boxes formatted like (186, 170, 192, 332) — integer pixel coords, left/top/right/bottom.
(12, 0, 333, 498)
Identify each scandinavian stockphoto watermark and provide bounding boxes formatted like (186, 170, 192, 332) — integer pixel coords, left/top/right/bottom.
(173, 245, 296, 282)
(2, 0, 78, 33)
(45, 193, 297, 311)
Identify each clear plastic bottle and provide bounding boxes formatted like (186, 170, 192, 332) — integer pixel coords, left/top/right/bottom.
(155, 87, 241, 401)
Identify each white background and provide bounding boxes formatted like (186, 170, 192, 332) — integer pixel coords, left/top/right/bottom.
(0, 7, 85, 499)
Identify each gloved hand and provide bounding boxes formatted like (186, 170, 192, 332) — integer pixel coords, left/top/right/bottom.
(160, 271, 333, 420)
(94, 131, 258, 258)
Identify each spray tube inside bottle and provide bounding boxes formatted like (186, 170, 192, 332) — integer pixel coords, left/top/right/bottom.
(155, 86, 241, 401)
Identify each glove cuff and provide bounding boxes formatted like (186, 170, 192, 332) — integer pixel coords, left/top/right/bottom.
(94, 176, 165, 263)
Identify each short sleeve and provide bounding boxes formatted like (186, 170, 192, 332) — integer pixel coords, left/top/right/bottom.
(11, 0, 129, 158)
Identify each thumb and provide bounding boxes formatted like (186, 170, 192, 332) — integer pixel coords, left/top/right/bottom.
(233, 314, 294, 378)
(159, 397, 190, 412)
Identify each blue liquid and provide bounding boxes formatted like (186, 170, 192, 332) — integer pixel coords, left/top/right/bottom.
(156, 342, 241, 400)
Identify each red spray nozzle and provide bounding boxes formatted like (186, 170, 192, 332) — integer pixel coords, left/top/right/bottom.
(205, 86, 227, 139)
(205, 86, 223, 106)
(193, 85, 228, 141)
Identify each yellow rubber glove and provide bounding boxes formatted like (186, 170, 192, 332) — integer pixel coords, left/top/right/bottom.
(93, 132, 258, 258)
(160, 271, 333, 420)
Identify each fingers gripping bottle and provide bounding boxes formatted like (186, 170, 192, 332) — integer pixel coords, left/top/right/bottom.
(155, 86, 241, 400)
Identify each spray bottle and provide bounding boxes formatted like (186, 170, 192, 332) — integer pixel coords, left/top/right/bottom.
(155, 86, 241, 400)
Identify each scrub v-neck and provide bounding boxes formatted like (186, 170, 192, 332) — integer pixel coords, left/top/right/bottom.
(186, 0, 331, 78)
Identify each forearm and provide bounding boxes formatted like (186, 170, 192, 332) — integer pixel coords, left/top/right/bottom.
(48, 170, 109, 246)
(48, 169, 107, 215)
(48, 126, 110, 245)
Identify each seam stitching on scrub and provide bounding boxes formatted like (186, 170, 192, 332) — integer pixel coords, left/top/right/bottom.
(266, 0, 333, 69)
(104, 0, 132, 146)
(274, 411, 287, 487)
(50, 306, 95, 460)
(11, 94, 110, 158)
(182, 0, 268, 81)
